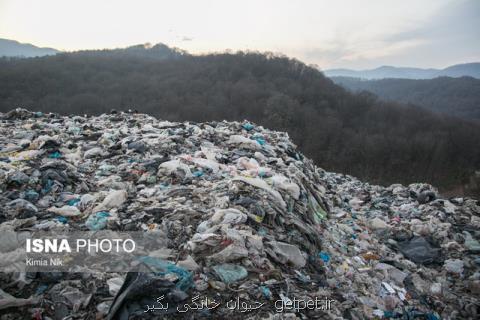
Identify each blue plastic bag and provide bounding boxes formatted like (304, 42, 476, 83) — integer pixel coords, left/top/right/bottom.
(319, 251, 330, 263)
(138, 256, 193, 291)
(48, 151, 62, 159)
(242, 123, 254, 131)
(85, 211, 110, 230)
(212, 263, 248, 284)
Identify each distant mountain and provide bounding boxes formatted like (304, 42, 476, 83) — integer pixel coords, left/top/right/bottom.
(331, 76, 480, 121)
(0, 38, 59, 57)
(439, 63, 480, 78)
(324, 63, 480, 79)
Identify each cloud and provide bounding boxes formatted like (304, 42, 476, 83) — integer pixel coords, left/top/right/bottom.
(295, 37, 427, 69)
(297, 0, 480, 69)
(383, 0, 480, 67)
(1, 0, 477, 69)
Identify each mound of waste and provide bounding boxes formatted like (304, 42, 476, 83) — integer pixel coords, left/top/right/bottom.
(0, 108, 479, 319)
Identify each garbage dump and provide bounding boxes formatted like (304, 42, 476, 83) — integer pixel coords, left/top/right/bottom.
(0, 108, 479, 319)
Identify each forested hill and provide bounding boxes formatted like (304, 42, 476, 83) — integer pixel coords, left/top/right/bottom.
(1, 44, 479, 196)
(331, 76, 480, 121)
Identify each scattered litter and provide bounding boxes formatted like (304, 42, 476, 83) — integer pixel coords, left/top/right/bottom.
(0, 109, 478, 319)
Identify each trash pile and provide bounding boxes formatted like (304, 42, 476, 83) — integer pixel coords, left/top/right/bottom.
(0, 108, 479, 319)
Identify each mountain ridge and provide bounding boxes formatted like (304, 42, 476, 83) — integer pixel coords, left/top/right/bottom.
(0, 38, 60, 57)
(3, 37, 479, 80)
(324, 62, 480, 79)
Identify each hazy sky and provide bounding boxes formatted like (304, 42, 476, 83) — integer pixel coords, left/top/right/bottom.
(0, 0, 478, 69)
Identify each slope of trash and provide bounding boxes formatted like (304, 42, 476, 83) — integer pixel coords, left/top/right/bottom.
(0, 108, 479, 319)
